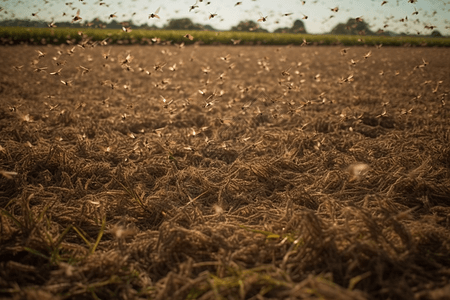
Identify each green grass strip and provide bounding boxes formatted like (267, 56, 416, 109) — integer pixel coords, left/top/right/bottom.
(1, 27, 450, 46)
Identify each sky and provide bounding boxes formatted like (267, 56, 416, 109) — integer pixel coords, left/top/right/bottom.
(1, 0, 449, 34)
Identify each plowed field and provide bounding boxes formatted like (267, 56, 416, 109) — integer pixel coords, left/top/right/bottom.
(1, 44, 450, 300)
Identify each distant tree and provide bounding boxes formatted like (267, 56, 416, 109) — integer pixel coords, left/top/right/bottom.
(104, 19, 122, 29)
(373, 29, 393, 36)
(431, 30, 442, 37)
(200, 24, 216, 31)
(330, 23, 348, 35)
(291, 20, 307, 33)
(274, 19, 307, 33)
(230, 20, 268, 33)
(163, 18, 214, 31)
(330, 18, 375, 35)
(0, 18, 52, 28)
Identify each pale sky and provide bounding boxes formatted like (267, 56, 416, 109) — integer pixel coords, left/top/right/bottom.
(1, 0, 449, 34)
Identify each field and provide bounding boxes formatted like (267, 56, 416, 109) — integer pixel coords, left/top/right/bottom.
(0, 39, 450, 300)
(2, 27, 450, 47)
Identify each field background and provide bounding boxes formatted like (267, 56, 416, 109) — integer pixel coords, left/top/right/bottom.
(2, 27, 450, 47)
(0, 34, 450, 300)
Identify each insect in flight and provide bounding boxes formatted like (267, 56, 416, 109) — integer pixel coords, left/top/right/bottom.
(257, 13, 268, 22)
(149, 7, 161, 19)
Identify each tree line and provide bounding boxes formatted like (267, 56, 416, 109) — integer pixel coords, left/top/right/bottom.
(0, 17, 443, 37)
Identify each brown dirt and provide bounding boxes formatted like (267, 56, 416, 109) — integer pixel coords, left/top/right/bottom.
(0, 43, 450, 300)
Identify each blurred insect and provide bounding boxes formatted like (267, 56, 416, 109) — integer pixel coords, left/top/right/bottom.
(254, 106, 263, 116)
(184, 34, 194, 40)
(48, 20, 57, 28)
(412, 7, 418, 15)
(72, 9, 82, 23)
(168, 63, 178, 71)
(60, 79, 72, 86)
(149, 7, 160, 19)
(78, 66, 90, 75)
(203, 96, 217, 108)
(189, 1, 198, 11)
(102, 48, 111, 59)
(340, 48, 349, 55)
(201, 66, 211, 74)
(363, 51, 372, 59)
(209, 12, 217, 19)
(381, 1, 387, 5)
(281, 68, 291, 76)
(376, 107, 387, 118)
(420, 58, 429, 67)
(257, 13, 268, 22)
(400, 108, 414, 115)
(34, 66, 48, 72)
(184, 146, 195, 152)
(217, 72, 226, 81)
(19, 113, 33, 123)
(340, 74, 354, 83)
(349, 58, 359, 65)
(220, 54, 231, 62)
(160, 95, 174, 109)
(109, 12, 117, 19)
(121, 53, 133, 65)
(330, 7, 339, 12)
(432, 81, 443, 94)
(44, 102, 60, 111)
(36, 50, 46, 59)
(182, 98, 191, 108)
(213, 204, 223, 214)
(67, 46, 76, 55)
(154, 62, 167, 72)
(300, 12, 308, 19)
(49, 68, 63, 76)
(283, 13, 293, 16)
(231, 39, 241, 45)
(347, 163, 370, 181)
(355, 16, 363, 22)
(235, 2, 242, 6)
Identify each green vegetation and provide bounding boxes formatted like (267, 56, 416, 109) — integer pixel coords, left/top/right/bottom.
(1, 26, 450, 46)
